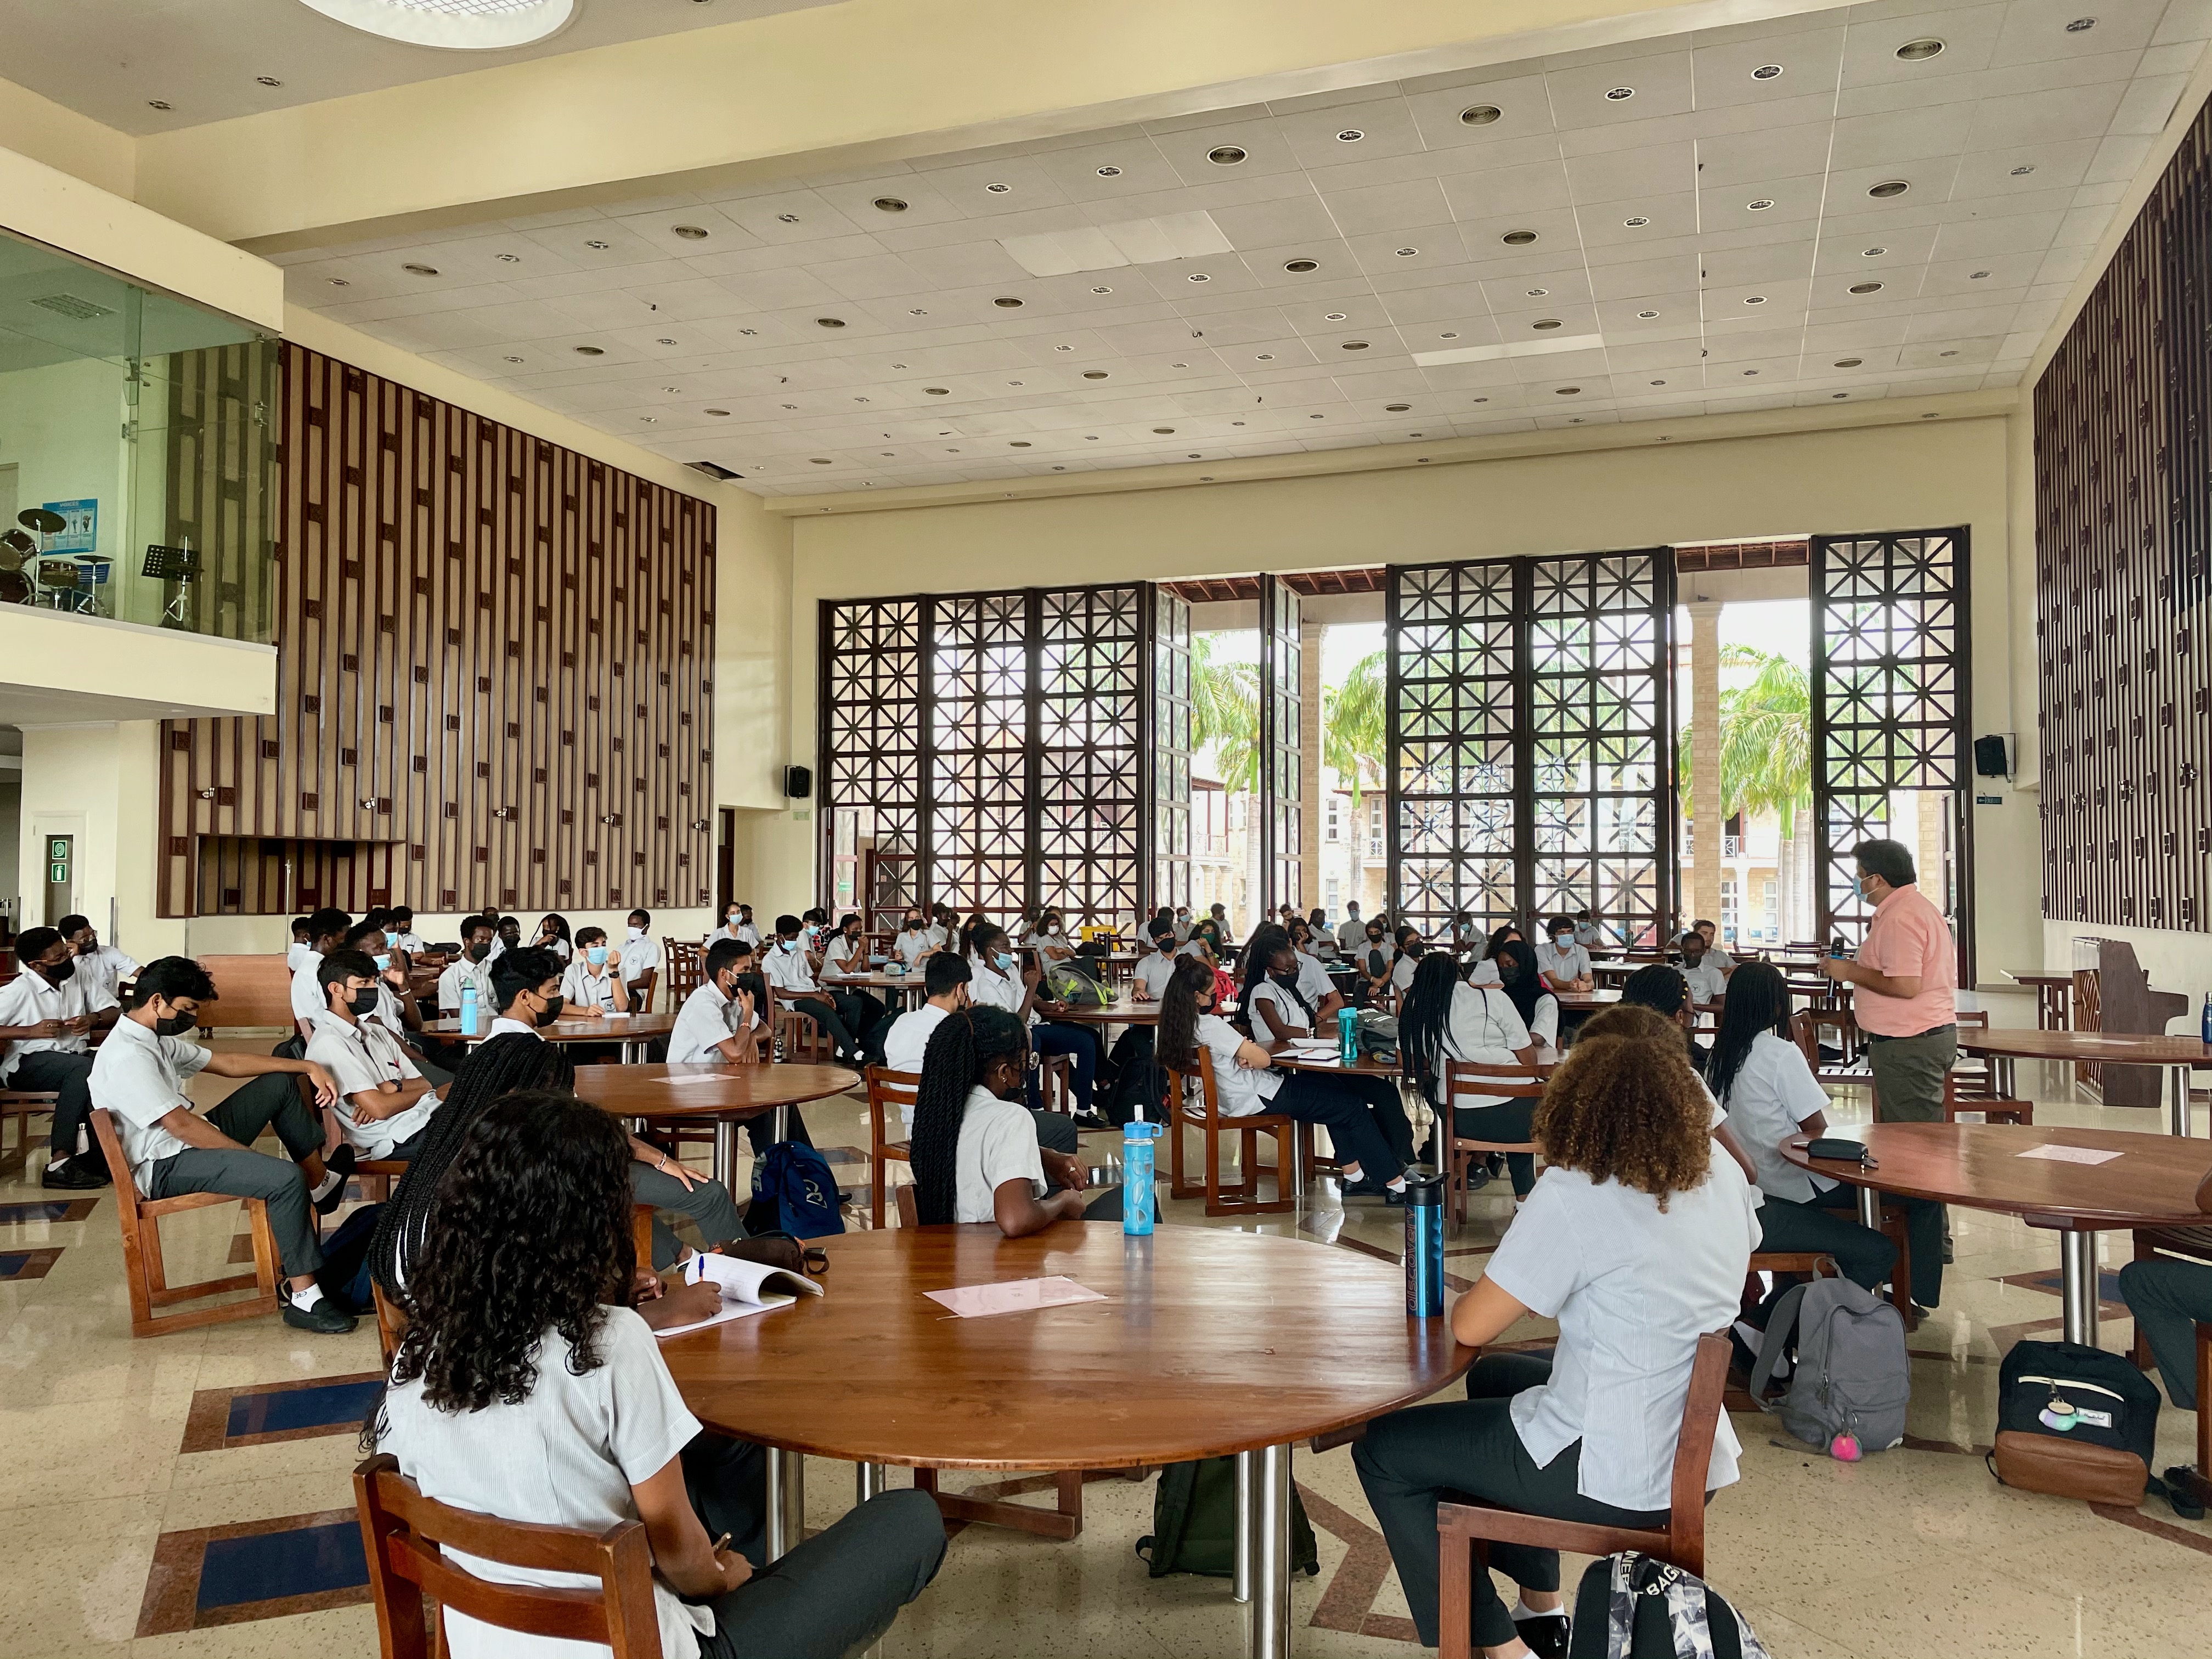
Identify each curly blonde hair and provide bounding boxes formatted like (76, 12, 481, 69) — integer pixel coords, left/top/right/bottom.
(1533, 1007, 1711, 1208)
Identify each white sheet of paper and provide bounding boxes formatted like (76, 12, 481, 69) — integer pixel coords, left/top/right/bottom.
(652, 1293, 795, 1339)
(924, 1277, 1107, 1319)
(2016, 1144, 2124, 1166)
(658, 1074, 729, 1087)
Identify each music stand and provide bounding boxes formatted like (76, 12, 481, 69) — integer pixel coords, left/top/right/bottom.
(143, 544, 199, 624)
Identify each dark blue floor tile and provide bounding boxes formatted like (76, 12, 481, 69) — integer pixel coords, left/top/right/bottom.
(195, 1521, 366, 1611)
(226, 1378, 385, 1439)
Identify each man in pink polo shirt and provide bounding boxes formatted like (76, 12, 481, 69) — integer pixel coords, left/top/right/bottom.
(1821, 837, 1958, 1121)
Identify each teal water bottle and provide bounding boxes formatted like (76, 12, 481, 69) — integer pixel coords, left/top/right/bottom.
(460, 981, 478, 1036)
(1122, 1119, 1161, 1235)
(1403, 1171, 1448, 1317)
(1338, 1005, 1359, 1065)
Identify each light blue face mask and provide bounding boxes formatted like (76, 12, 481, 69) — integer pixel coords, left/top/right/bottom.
(995, 952, 1016, 973)
(373, 953, 391, 971)
(586, 945, 608, 967)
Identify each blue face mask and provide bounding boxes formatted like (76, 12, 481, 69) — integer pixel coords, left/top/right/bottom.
(586, 945, 608, 967)
(373, 953, 391, 971)
(995, 952, 1015, 973)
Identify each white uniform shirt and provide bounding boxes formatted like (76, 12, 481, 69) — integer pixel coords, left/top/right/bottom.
(560, 960, 625, 1014)
(487, 1015, 541, 1040)
(1352, 941, 1396, 983)
(72, 945, 139, 1004)
(619, 932, 664, 988)
(736, 919, 762, 946)
(1468, 958, 1502, 988)
(437, 956, 496, 1015)
(288, 953, 328, 1028)
(702, 922, 748, 949)
(88, 1015, 213, 1194)
(306, 1010, 436, 1159)
(1172, 916, 1193, 942)
(821, 934, 870, 982)
(1191, 1011, 1280, 1117)
(954, 1084, 1048, 1224)
(890, 927, 933, 969)
(377, 1307, 715, 1659)
(762, 941, 820, 996)
(1717, 1030, 1836, 1203)
(1572, 921, 1601, 949)
(1536, 939, 1593, 985)
(285, 941, 314, 972)
(0, 967, 117, 1080)
(1176, 938, 1214, 963)
(536, 935, 572, 963)
(1294, 951, 1334, 1005)
(922, 923, 950, 951)
(1246, 977, 1317, 1041)
(882, 1003, 951, 1076)
(1429, 982, 1534, 1109)
(965, 955, 1035, 1027)
(388, 929, 427, 955)
(1390, 952, 1420, 993)
(1336, 915, 1367, 953)
(1133, 950, 1178, 1000)
(1486, 1158, 1759, 1511)
(666, 983, 759, 1066)
(1679, 958, 1728, 1003)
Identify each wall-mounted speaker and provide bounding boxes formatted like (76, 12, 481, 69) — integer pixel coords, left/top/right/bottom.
(783, 764, 813, 799)
(1972, 734, 2012, 778)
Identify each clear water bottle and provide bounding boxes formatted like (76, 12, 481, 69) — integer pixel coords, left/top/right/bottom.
(1403, 1170, 1448, 1317)
(1338, 1005, 1359, 1065)
(460, 980, 479, 1036)
(1121, 1119, 1161, 1235)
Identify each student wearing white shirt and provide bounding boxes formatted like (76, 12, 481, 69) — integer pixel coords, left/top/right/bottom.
(1171, 906, 1193, 943)
(342, 917, 449, 1071)
(1619, 962, 1710, 1068)
(1399, 952, 1546, 1201)
(1157, 958, 1413, 1200)
(704, 902, 751, 949)
(489, 914, 523, 963)
(1336, 901, 1367, 955)
(57, 913, 139, 1005)
(371, 1091, 946, 1657)
(923, 902, 956, 951)
(1708, 963, 1931, 1307)
(905, 1004, 1135, 1229)
(1387, 928, 1425, 998)
(1490, 940, 1561, 1049)
(620, 908, 664, 1011)
(385, 907, 427, 956)
(1240, 926, 1347, 1046)
(1676, 930, 1728, 1004)
(1571, 909, 1601, 950)
(1304, 908, 1340, 962)
(559, 927, 633, 1015)
(1, 926, 123, 1188)
(437, 917, 500, 1015)
(1028, 909, 1075, 973)
(763, 913, 865, 1064)
(734, 904, 762, 946)
(1353, 1022, 1760, 1655)
(490, 949, 751, 1265)
(306, 950, 443, 1161)
(963, 919, 1103, 1122)
(531, 913, 573, 964)
(1467, 922, 1524, 988)
(889, 906, 936, 970)
(1131, 918, 1181, 1002)
(1534, 917, 1593, 992)
(289, 906, 354, 1042)
(93, 956, 357, 1333)
(881, 951, 969, 1075)
(666, 939, 764, 1066)
(285, 915, 314, 973)
(820, 912, 890, 1040)
(1351, 920, 1396, 1006)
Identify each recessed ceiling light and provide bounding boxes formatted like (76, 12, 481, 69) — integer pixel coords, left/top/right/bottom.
(1009, 439, 1031, 447)
(1091, 285, 1112, 294)
(1741, 369, 1759, 376)
(1461, 104, 1502, 125)
(1324, 311, 1348, 321)
(293, 0, 575, 48)
(1637, 309, 1658, 319)
(662, 384, 680, 392)
(2011, 165, 2035, 176)
(1832, 392, 1848, 399)
(1440, 331, 1458, 338)
(1051, 345, 1072, 353)
(924, 387, 949, 395)
(1895, 38, 1945, 60)
(1187, 452, 1202, 459)
(573, 345, 605, 356)
(1341, 341, 1370, 350)
(585, 239, 611, 250)
(707, 408, 729, 416)
(1623, 216, 1650, 228)
(402, 263, 439, 275)
(1863, 246, 1887, 257)
(328, 277, 349, 287)
(148, 99, 171, 110)
(639, 416, 657, 424)
(1054, 466, 1068, 471)
(1395, 247, 1419, 257)
(503, 354, 523, 364)
(1409, 432, 1424, 438)
(495, 252, 521, 262)
(1472, 397, 1488, 403)
(1310, 414, 1325, 420)
(872, 198, 907, 213)
(985, 182, 1011, 194)
(1751, 64, 1783, 80)
(1869, 180, 1909, 198)
(816, 317, 845, 328)
(777, 212, 800, 224)
(1835, 358, 1863, 368)
(1153, 427, 1175, 433)
(1970, 270, 1991, 280)
(1284, 258, 1319, 273)
(1088, 433, 1102, 438)
(809, 458, 832, 465)
(1083, 370, 1109, 379)
(1747, 199, 1774, 212)
(1849, 281, 1884, 294)
(669, 225, 710, 242)
(256, 75, 283, 87)
(1386, 403, 1411, 411)
(1743, 295, 1767, 305)
(1188, 273, 1210, 283)
(1097, 165, 1122, 177)
(1525, 287, 1549, 297)
(1208, 145, 1246, 165)
(1008, 380, 1024, 386)
(1605, 87, 1634, 100)
(1532, 319, 1563, 330)
(1650, 379, 1666, 386)
(656, 339, 676, 346)
(1557, 387, 1580, 396)
(1503, 229, 1539, 246)
(1256, 353, 1275, 360)
(1939, 349, 1958, 357)
(738, 328, 758, 335)
(1171, 362, 1188, 369)
(2066, 17, 2096, 32)
(993, 296, 1023, 307)
(1336, 129, 1364, 142)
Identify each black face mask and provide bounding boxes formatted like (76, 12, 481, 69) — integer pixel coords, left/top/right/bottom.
(905, 919, 922, 930)
(466, 941, 491, 962)
(533, 994, 566, 1028)
(348, 986, 381, 1015)
(39, 958, 75, 984)
(732, 970, 766, 1006)
(154, 1009, 195, 1037)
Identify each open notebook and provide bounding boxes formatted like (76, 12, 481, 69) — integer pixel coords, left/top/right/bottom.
(653, 1251, 824, 1339)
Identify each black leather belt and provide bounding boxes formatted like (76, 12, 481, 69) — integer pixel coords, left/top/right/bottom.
(1862, 1023, 1956, 1044)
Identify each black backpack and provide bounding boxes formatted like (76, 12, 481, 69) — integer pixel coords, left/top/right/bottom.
(1136, 1459, 1318, 1578)
(1103, 1026, 1166, 1127)
(1568, 1554, 1769, 1658)
(1989, 1339, 2159, 1505)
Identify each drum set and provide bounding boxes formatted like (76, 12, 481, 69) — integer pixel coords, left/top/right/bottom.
(0, 507, 94, 609)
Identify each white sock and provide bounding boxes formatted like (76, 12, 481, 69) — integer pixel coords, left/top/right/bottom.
(310, 1167, 345, 1203)
(1513, 1597, 1566, 1622)
(46, 1153, 68, 1171)
(289, 1283, 324, 1311)
(1386, 1176, 1407, 1192)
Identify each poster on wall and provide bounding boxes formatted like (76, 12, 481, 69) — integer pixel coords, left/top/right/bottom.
(41, 499, 96, 552)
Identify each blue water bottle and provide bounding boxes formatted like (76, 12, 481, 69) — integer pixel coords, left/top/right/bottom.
(460, 981, 479, 1036)
(1121, 1119, 1161, 1235)
(1403, 1171, 1448, 1317)
(2201, 992, 2211, 1045)
(1338, 1005, 1359, 1065)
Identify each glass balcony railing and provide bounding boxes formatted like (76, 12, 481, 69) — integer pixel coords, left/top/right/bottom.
(0, 228, 278, 643)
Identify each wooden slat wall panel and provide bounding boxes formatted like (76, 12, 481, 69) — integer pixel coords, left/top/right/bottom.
(156, 345, 716, 918)
(2035, 91, 2212, 934)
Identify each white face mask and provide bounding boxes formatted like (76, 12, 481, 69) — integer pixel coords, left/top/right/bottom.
(626, 927, 644, 940)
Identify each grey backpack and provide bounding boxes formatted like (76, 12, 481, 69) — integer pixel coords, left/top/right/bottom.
(1747, 1276, 1910, 1454)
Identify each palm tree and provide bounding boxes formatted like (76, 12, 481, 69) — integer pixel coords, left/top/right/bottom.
(1190, 632, 1260, 788)
(1680, 647, 1813, 940)
(1322, 649, 1387, 905)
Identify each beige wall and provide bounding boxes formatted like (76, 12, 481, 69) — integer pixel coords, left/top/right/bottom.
(0, 79, 133, 200)
(763, 414, 2040, 978)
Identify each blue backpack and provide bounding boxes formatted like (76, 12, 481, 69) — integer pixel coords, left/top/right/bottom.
(749, 1142, 847, 1239)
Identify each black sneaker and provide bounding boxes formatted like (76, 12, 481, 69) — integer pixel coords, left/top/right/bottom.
(281, 1296, 359, 1335)
(2163, 1467, 2207, 1521)
(1513, 1609, 1571, 1659)
(42, 1157, 107, 1190)
(313, 1145, 358, 1215)
(1069, 1111, 1111, 1132)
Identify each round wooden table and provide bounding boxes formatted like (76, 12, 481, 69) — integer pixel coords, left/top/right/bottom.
(1956, 1026, 2212, 1136)
(662, 1222, 1471, 1659)
(1780, 1122, 2212, 1344)
(572, 1062, 860, 1187)
(424, 1012, 675, 1064)
(1038, 994, 1161, 1026)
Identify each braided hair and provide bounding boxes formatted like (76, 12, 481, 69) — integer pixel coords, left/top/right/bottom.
(368, 1034, 579, 1301)
(909, 1005, 1030, 1225)
(1705, 960, 1792, 1106)
(1398, 951, 1466, 1097)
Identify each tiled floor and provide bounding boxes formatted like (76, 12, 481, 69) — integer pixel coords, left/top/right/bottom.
(2, 1048, 2207, 1658)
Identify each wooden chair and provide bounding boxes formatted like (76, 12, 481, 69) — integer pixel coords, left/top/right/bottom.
(775, 1005, 832, 1064)
(1790, 1007, 1865, 1083)
(1036, 1052, 1076, 1112)
(1441, 1059, 1546, 1229)
(1943, 1012, 2033, 1124)
(91, 1109, 283, 1338)
(0, 1089, 57, 1173)
(866, 1065, 919, 1229)
(1165, 1049, 1301, 1217)
(661, 939, 705, 1011)
(356, 1454, 664, 1659)
(1437, 1332, 1733, 1659)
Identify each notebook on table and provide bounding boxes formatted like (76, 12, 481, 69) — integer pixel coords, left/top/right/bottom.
(654, 1251, 824, 1338)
